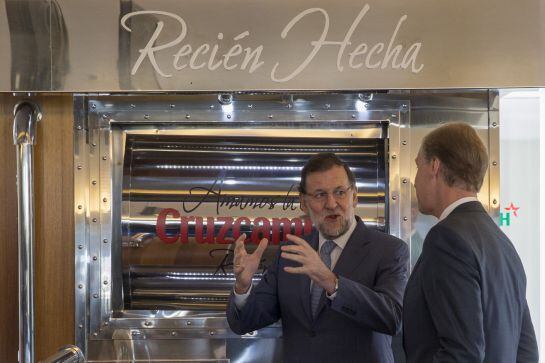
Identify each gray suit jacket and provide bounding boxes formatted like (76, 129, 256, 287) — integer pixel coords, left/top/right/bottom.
(227, 217, 410, 363)
(403, 201, 539, 363)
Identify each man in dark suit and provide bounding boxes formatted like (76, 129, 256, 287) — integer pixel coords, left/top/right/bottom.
(403, 122, 539, 362)
(226, 153, 409, 363)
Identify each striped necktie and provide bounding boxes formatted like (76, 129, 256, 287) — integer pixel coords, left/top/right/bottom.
(310, 239, 337, 317)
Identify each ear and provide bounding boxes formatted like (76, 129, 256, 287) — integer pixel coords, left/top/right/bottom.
(300, 193, 308, 213)
(352, 186, 358, 207)
(430, 157, 441, 177)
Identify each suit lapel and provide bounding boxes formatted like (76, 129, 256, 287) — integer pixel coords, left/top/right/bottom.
(332, 220, 371, 277)
(313, 220, 371, 319)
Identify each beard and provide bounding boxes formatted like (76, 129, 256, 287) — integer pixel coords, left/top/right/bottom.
(311, 212, 353, 239)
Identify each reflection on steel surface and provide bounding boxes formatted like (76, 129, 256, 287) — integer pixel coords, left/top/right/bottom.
(128, 267, 261, 310)
(5, 0, 68, 91)
(121, 131, 386, 310)
(75, 93, 418, 362)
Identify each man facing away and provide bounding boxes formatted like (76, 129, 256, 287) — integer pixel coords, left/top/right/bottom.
(403, 122, 539, 362)
(227, 153, 409, 363)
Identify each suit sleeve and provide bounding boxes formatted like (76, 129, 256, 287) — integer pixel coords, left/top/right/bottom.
(226, 247, 282, 335)
(517, 301, 539, 363)
(421, 226, 485, 362)
(329, 239, 409, 335)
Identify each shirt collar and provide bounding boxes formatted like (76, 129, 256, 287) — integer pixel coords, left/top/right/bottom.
(439, 196, 479, 221)
(318, 216, 357, 250)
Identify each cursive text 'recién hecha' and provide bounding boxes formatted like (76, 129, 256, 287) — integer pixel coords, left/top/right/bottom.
(120, 4, 424, 82)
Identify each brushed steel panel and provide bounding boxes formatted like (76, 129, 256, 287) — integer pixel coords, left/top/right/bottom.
(2, 1, 545, 90)
(4, 0, 52, 91)
(69, 92, 501, 363)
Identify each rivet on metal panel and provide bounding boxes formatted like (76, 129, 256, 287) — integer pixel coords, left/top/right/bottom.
(102, 156, 107, 160)
(402, 179, 408, 184)
(78, 324, 83, 329)
(92, 180, 97, 185)
(171, 331, 177, 336)
(493, 199, 498, 205)
(93, 332, 98, 337)
(91, 142, 96, 147)
(186, 321, 192, 326)
(209, 105, 215, 109)
(93, 294, 98, 299)
(247, 104, 253, 109)
(392, 196, 397, 201)
(358, 93, 373, 101)
(76, 125, 82, 130)
(227, 114, 232, 119)
(170, 104, 175, 109)
(101, 114, 108, 120)
(218, 94, 233, 105)
(144, 321, 152, 327)
(209, 331, 215, 336)
(392, 154, 397, 159)
(403, 217, 408, 221)
(310, 114, 315, 119)
(103, 197, 108, 203)
(77, 205, 83, 210)
(492, 161, 497, 166)
(402, 140, 407, 146)
(78, 284, 83, 289)
(104, 322, 109, 326)
(78, 245, 83, 250)
(92, 218, 97, 223)
(144, 114, 150, 120)
(130, 104, 136, 108)
(268, 114, 273, 119)
(103, 239, 108, 244)
(92, 256, 98, 261)
(351, 114, 356, 119)
(185, 114, 191, 119)
(77, 165, 82, 170)
(325, 104, 331, 109)
(492, 122, 497, 127)
(103, 280, 109, 285)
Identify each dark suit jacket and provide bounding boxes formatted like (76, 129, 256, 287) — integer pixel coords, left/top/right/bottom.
(227, 217, 410, 363)
(403, 201, 539, 363)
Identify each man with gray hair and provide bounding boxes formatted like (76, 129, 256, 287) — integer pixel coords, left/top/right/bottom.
(227, 152, 409, 363)
(403, 122, 539, 362)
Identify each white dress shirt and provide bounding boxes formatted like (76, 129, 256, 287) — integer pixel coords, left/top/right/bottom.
(439, 196, 479, 221)
(234, 218, 358, 309)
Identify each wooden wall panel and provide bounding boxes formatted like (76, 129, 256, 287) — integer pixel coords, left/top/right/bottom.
(34, 95, 74, 360)
(0, 94, 74, 362)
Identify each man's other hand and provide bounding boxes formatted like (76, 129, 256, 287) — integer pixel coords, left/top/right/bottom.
(281, 234, 337, 294)
(233, 233, 269, 294)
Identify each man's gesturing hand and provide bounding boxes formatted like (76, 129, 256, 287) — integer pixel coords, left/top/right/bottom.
(233, 233, 269, 294)
(281, 234, 337, 294)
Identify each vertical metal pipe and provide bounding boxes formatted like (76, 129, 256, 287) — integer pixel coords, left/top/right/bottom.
(13, 102, 42, 363)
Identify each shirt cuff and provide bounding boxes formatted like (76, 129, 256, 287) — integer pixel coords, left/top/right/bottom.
(325, 277, 339, 300)
(233, 284, 253, 309)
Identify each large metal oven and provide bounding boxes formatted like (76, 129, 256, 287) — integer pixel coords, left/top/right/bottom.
(73, 90, 498, 362)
